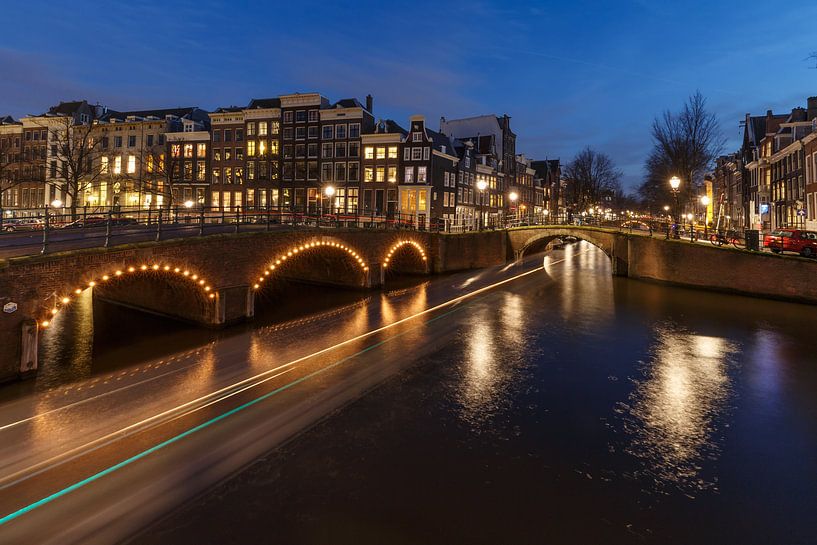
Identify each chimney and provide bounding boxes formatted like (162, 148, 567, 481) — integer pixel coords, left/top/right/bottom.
(440, 116, 446, 131)
(808, 96, 817, 121)
(365, 94, 373, 113)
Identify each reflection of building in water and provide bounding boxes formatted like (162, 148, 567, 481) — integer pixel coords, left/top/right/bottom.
(624, 327, 737, 491)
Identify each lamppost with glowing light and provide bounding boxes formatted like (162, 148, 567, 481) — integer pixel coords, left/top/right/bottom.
(323, 185, 335, 218)
(508, 190, 518, 226)
(700, 195, 710, 239)
(476, 179, 488, 230)
(669, 176, 681, 238)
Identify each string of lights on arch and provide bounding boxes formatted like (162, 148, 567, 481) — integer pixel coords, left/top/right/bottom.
(382, 240, 427, 268)
(253, 240, 368, 290)
(39, 263, 213, 328)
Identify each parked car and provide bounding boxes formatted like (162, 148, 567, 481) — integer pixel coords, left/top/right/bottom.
(763, 229, 817, 257)
(61, 217, 108, 229)
(1, 218, 44, 232)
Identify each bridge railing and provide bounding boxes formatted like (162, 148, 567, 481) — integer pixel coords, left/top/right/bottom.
(0, 205, 786, 258)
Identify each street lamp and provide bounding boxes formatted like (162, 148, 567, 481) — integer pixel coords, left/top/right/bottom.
(51, 199, 63, 209)
(323, 185, 336, 217)
(700, 195, 710, 238)
(184, 200, 194, 209)
(476, 179, 488, 230)
(508, 191, 519, 225)
(669, 176, 681, 238)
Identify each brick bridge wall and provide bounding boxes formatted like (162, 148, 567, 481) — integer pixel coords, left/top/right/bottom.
(2, 226, 816, 382)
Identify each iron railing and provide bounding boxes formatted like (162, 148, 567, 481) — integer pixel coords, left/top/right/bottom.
(0, 205, 808, 259)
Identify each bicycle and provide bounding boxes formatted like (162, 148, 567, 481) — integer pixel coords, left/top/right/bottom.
(709, 231, 744, 249)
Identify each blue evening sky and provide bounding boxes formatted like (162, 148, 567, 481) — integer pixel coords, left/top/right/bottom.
(2, 0, 816, 190)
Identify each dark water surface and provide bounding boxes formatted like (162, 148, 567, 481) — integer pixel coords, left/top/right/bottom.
(130, 242, 817, 545)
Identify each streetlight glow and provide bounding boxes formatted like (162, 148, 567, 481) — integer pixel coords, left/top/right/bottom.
(324, 185, 336, 197)
(184, 200, 194, 208)
(476, 179, 488, 191)
(700, 195, 710, 207)
(508, 191, 518, 202)
(51, 199, 63, 208)
(669, 176, 681, 190)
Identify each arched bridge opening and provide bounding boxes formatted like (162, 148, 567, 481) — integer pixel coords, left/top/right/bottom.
(381, 239, 429, 285)
(509, 227, 629, 277)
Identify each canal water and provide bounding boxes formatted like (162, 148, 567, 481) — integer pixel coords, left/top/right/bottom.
(27, 243, 817, 542)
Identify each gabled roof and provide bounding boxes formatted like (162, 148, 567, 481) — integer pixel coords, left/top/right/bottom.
(212, 106, 244, 114)
(373, 119, 407, 136)
(332, 98, 363, 109)
(110, 107, 199, 120)
(47, 100, 87, 115)
(247, 97, 281, 109)
(441, 115, 502, 141)
(426, 128, 456, 154)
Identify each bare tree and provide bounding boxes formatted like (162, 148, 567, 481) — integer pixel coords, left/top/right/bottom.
(132, 140, 185, 209)
(562, 147, 623, 211)
(44, 116, 106, 218)
(640, 91, 725, 210)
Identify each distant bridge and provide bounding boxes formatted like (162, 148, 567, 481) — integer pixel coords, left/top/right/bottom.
(2, 225, 816, 382)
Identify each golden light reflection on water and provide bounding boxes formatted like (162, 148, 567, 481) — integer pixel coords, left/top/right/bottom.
(624, 326, 737, 491)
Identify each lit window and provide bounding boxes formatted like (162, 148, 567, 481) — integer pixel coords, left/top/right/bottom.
(269, 141, 279, 155)
(364, 146, 374, 159)
(259, 122, 268, 136)
(100, 156, 109, 174)
(376, 147, 385, 159)
(171, 144, 181, 158)
(388, 166, 396, 182)
(113, 156, 122, 175)
(259, 140, 267, 156)
(247, 122, 256, 136)
(388, 146, 398, 159)
(184, 144, 193, 158)
(247, 141, 256, 157)
(417, 166, 427, 183)
(127, 155, 136, 174)
(376, 166, 385, 182)
(145, 155, 153, 173)
(364, 167, 374, 182)
(197, 161, 206, 181)
(404, 167, 414, 183)
(197, 143, 206, 157)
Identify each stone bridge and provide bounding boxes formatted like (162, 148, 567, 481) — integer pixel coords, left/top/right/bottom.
(2, 225, 817, 382)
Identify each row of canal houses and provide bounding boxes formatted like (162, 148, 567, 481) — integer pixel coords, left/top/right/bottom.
(710, 94, 817, 232)
(0, 93, 563, 228)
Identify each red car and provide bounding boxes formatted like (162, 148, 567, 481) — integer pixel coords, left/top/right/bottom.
(763, 229, 817, 257)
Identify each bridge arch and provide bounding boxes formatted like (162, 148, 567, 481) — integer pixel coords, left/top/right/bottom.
(382, 239, 429, 279)
(252, 238, 370, 291)
(38, 262, 215, 329)
(508, 226, 629, 276)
